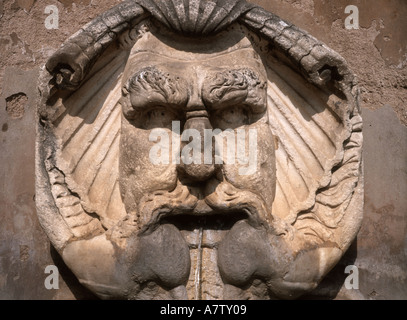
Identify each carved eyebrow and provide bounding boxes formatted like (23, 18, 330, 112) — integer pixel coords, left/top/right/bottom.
(202, 68, 266, 109)
(124, 66, 188, 108)
(126, 66, 178, 98)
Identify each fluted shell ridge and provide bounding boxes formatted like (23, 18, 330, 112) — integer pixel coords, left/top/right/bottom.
(134, 0, 255, 35)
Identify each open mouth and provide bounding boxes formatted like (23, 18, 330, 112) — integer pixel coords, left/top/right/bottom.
(159, 210, 250, 248)
(161, 210, 248, 231)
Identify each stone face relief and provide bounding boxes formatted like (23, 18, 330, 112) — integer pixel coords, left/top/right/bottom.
(36, 0, 363, 300)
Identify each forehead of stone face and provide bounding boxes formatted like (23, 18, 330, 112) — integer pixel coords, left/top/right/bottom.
(122, 26, 266, 82)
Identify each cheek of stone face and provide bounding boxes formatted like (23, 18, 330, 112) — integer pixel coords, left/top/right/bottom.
(119, 122, 178, 204)
(221, 122, 276, 209)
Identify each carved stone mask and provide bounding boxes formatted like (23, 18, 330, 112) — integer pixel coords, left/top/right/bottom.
(119, 28, 276, 228)
(36, 0, 363, 300)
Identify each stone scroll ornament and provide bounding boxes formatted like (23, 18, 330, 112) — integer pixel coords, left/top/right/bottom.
(36, 0, 363, 300)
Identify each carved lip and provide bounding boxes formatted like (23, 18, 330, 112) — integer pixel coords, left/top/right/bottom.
(138, 183, 267, 247)
(161, 210, 249, 247)
(144, 197, 264, 227)
(144, 204, 264, 247)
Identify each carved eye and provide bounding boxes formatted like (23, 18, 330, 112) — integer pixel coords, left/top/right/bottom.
(142, 106, 179, 130)
(212, 106, 250, 129)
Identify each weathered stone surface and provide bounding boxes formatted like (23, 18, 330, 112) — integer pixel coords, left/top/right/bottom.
(2, 0, 404, 301)
(250, 0, 407, 127)
(35, 0, 363, 300)
(5, 92, 27, 119)
(17, 0, 34, 11)
(134, 0, 255, 35)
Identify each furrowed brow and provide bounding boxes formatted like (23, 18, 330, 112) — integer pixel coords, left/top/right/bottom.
(125, 66, 188, 108)
(202, 68, 266, 111)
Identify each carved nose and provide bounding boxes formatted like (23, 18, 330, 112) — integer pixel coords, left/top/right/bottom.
(178, 111, 216, 182)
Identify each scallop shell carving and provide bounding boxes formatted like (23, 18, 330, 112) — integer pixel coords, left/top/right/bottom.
(134, 0, 254, 35)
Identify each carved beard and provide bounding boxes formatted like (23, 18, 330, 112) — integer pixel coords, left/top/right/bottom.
(136, 177, 271, 234)
(115, 118, 293, 299)
(117, 75, 281, 298)
(117, 175, 292, 300)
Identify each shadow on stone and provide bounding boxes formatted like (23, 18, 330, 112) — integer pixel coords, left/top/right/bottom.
(301, 238, 359, 300)
(50, 245, 99, 300)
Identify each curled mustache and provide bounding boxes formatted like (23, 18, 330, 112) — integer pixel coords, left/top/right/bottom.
(135, 178, 291, 237)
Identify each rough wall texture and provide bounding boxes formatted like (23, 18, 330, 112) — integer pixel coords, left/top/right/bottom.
(0, 0, 406, 299)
